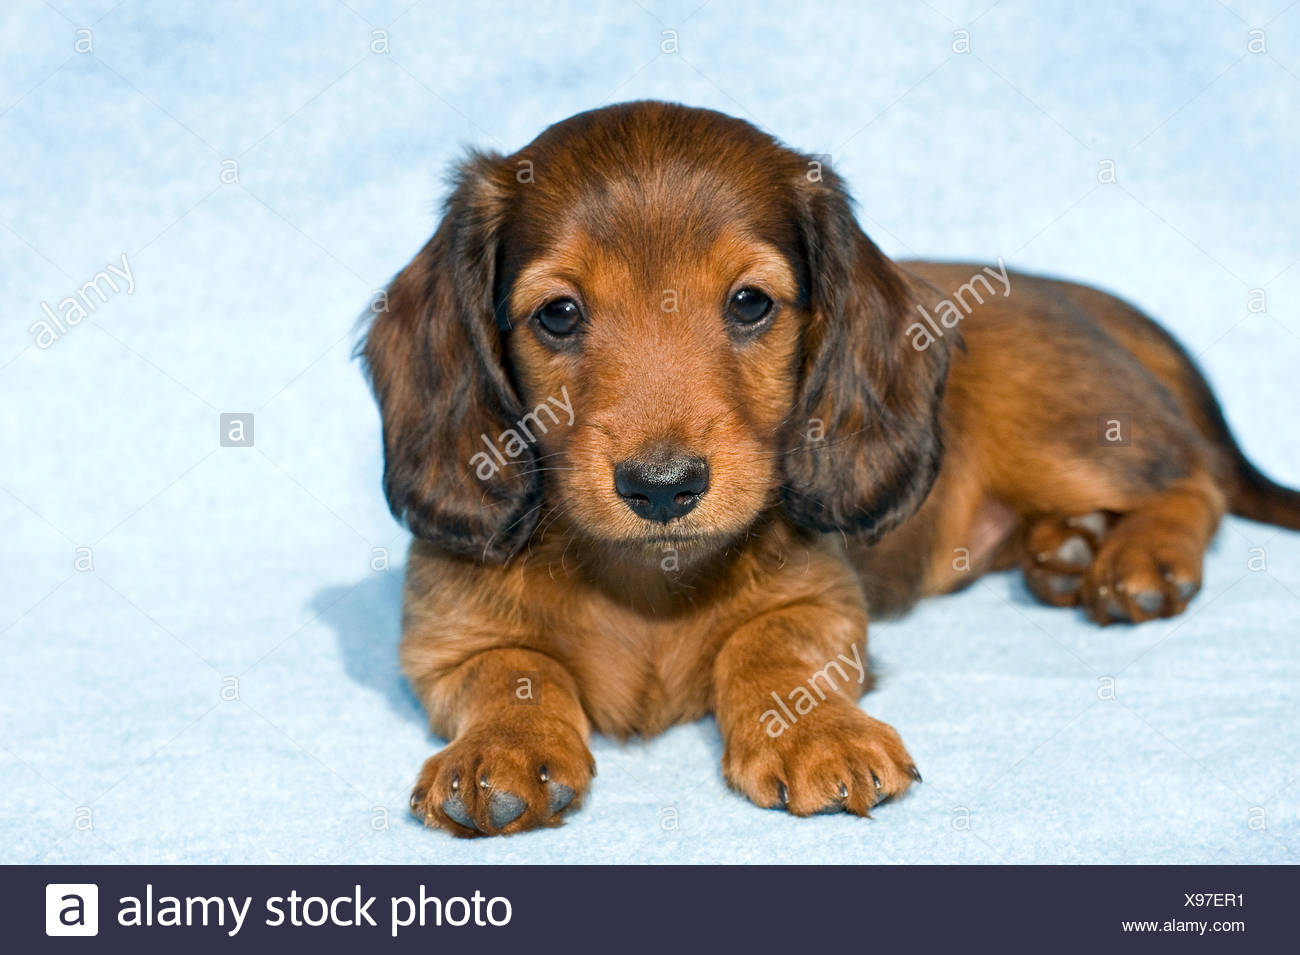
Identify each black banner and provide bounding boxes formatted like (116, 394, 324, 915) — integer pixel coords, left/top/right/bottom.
(8, 864, 1296, 951)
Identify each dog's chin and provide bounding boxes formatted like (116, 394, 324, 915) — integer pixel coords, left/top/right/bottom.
(583, 517, 755, 570)
(617, 533, 728, 570)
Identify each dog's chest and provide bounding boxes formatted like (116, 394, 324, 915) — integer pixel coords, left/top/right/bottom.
(563, 600, 718, 738)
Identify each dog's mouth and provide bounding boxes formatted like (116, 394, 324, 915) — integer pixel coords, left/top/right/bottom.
(640, 531, 713, 545)
(626, 522, 748, 553)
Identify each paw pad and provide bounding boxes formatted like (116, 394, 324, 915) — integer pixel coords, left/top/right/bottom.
(488, 791, 526, 828)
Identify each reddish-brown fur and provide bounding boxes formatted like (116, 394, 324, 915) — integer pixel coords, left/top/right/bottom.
(362, 101, 1300, 836)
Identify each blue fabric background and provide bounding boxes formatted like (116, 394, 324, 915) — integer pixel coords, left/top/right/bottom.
(2, 0, 1298, 864)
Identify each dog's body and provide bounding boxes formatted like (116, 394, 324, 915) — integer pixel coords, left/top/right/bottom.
(363, 102, 1300, 836)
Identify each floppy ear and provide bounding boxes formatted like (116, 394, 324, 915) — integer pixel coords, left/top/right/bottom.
(360, 152, 540, 562)
(781, 163, 953, 542)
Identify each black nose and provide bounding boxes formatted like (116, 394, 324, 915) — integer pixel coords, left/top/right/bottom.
(613, 452, 709, 523)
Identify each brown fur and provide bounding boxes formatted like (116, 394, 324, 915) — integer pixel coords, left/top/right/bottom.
(361, 101, 1300, 836)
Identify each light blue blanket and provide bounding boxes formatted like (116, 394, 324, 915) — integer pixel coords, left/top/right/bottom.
(2, 0, 1297, 863)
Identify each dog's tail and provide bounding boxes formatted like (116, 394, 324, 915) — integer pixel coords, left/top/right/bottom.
(1159, 331, 1300, 531)
(1224, 446, 1300, 531)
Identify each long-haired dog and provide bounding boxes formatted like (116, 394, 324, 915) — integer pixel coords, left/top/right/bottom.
(362, 101, 1300, 836)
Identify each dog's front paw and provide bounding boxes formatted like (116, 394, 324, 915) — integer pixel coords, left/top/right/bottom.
(722, 700, 918, 817)
(410, 715, 594, 837)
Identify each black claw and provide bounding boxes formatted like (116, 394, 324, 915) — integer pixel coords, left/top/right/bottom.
(908, 765, 923, 783)
(777, 781, 789, 807)
(814, 781, 850, 815)
(539, 764, 549, 783)
(479, 773, 490, 789)
(442, 794, 477, 831)
(409, 789, 424, 815)
(488, 791, 526, 829)
(547, 781, 575, 814)
(871, 773, 882, 792)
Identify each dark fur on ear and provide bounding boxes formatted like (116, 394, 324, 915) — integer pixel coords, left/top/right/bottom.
(359, 152, 539, 562)
(782, 162, 953, 542)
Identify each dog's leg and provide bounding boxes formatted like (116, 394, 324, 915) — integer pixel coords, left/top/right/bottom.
(406, 648, 594, 837)
(1078, 476, 1223, 624)
(712, 604, 918, 816)
(1019, 474, 1223, 624)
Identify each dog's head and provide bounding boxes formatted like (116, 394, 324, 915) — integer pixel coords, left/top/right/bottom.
(362, 101, 952, 563)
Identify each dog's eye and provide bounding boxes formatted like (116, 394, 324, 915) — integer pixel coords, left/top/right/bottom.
(727, 287, 773, 326)
(535, 298, 583, 337)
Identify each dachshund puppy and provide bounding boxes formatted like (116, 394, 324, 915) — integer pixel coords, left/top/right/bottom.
(362, 101, 1300, 836)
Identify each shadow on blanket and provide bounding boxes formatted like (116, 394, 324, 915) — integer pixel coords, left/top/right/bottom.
(312, 568, 426, 727)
